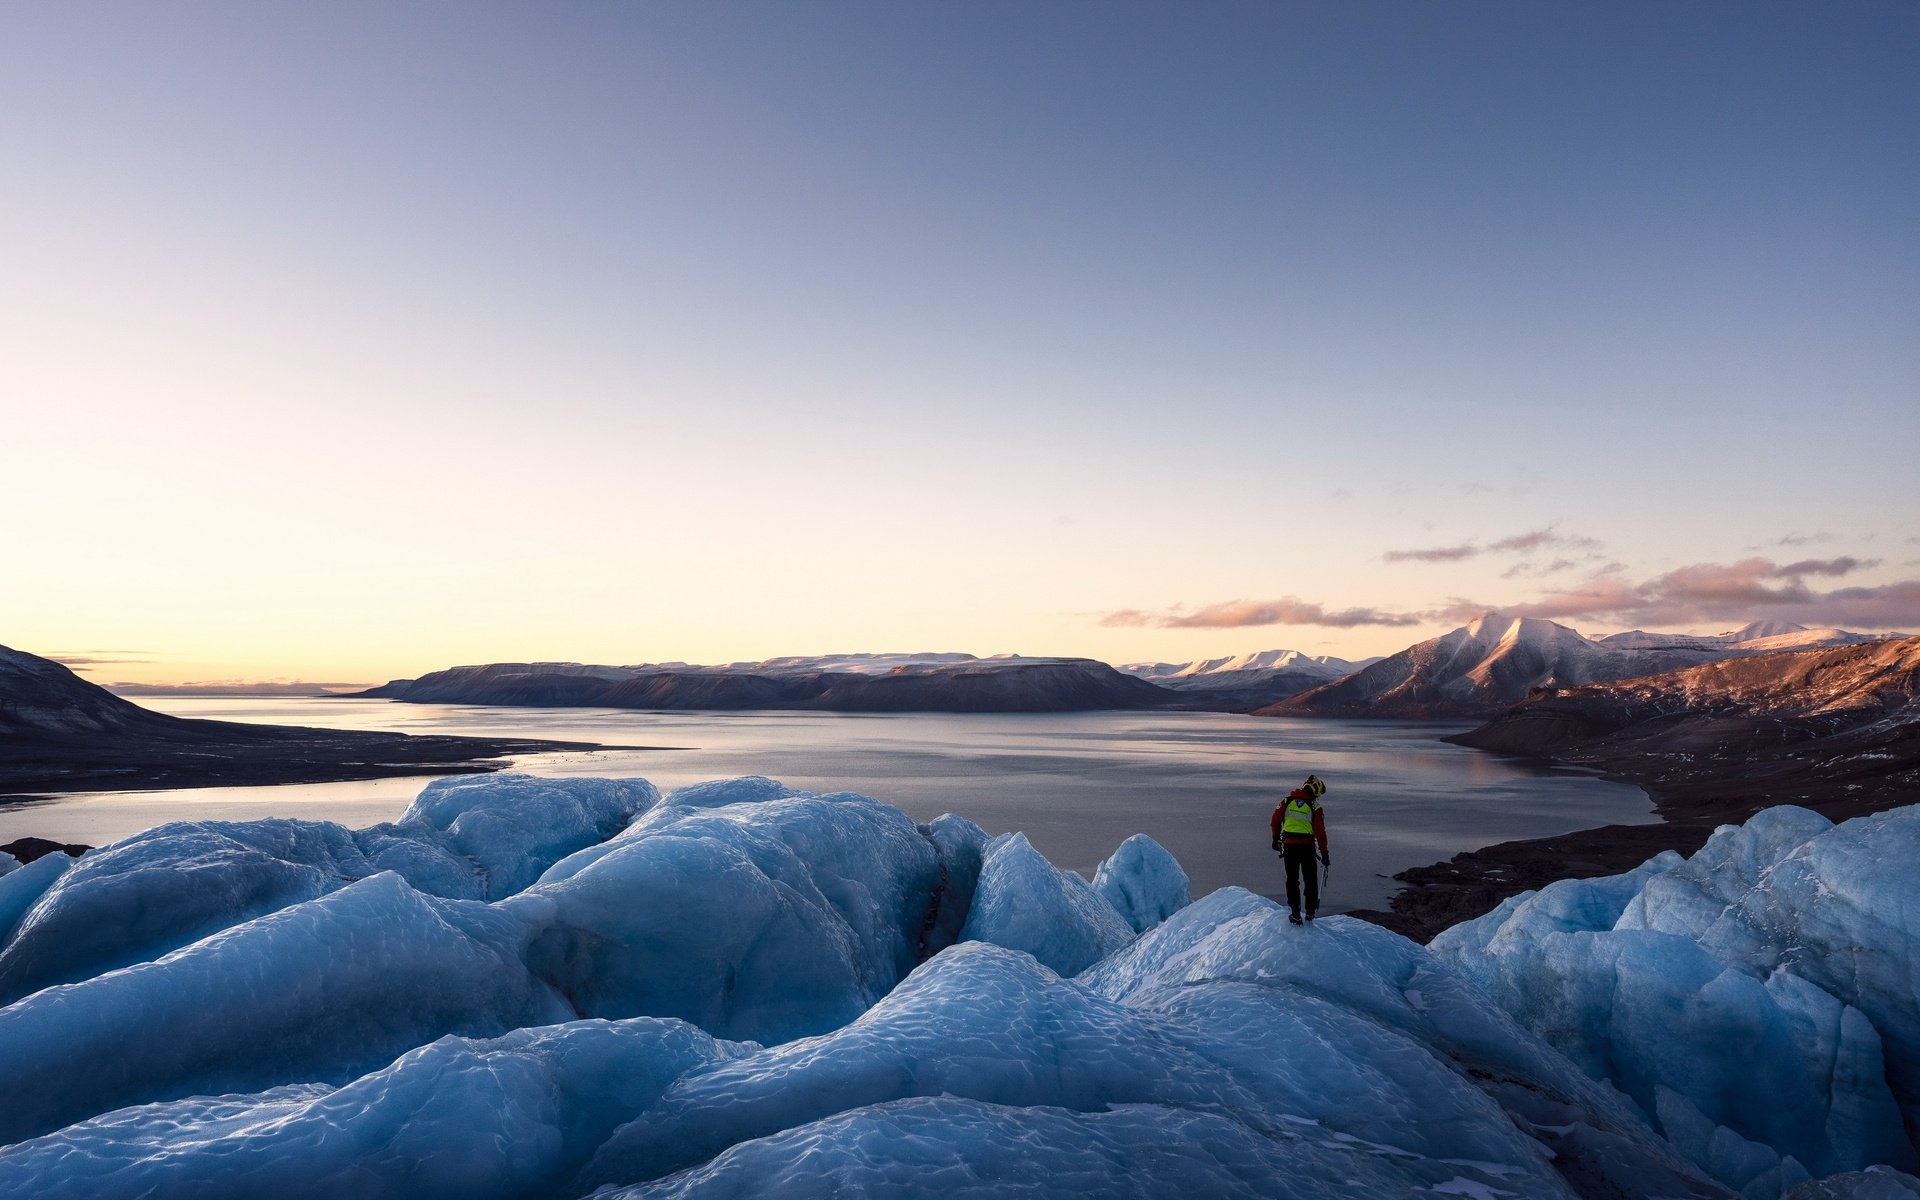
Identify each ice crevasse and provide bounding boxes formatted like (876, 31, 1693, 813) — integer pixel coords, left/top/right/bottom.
(0, 773, 1913, 1200)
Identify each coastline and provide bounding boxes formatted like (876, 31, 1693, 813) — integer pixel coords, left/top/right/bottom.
(1348, 756, 1919, 943)
(0, 729, 606, 800)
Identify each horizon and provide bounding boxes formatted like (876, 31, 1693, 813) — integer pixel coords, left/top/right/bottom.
(39, 609, 1911, 695)
(7, 3, 1917, 686)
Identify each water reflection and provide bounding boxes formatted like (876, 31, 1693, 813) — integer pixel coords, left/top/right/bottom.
(0, 700, 1654, 913)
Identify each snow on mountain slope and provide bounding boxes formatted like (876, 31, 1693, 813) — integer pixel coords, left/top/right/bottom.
(738, 653, 988, 675)
(1448, 635, 1920, 809)
(1264, 614, 1902, 720)
(1120, 650, 1364, 679)
(1732, 627, 1888, 653)
(1116, 649, 1378, 711)
(1171, 649, 1361, 678)
(1266, 614, 1711, 719)
(1593, 622, 1891, 655)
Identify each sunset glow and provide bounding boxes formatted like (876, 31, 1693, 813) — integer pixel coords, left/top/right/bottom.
(6, 3, 1915, 687)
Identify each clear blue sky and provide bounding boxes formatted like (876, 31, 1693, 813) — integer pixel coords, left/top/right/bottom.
(5, 2, 1916, 683)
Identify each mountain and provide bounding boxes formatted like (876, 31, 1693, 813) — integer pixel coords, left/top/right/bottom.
(0, 644, 591, 796)
(1261, 614, 1902, 720)
(1117, 649, 1377, 712)
(1590, 620, 1887, 654)
(1, 644, 182, 740)
(1451, 634, 1920, 810)
(1259, 614, 1711, 719)
(359, 655, 1176, 713)
(1119, 649, 1367, 680)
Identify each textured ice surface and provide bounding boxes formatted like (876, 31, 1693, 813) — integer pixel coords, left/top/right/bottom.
(384, 773, 658, 899)
(1091, 832, 1191, 933)
(510, 777, 953, 1043)
(579, 929, 1721, 1199)
(0, 851, 14, 878)
(0, 775, 654, 1006)
(4, 778, 1905, 1200)
(0, 819, 401, 1005)
(0, 1018, 740, 1200)
(0, 851, 68, 956)
(1434, 805, 1920, 1197)
(958, 831, 1134, 975)
(1786, 1166, 1920, 1200)
(0, 870, 569, 1146)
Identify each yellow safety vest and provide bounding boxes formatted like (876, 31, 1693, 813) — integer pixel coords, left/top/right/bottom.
(1282, 797, 1317, 836)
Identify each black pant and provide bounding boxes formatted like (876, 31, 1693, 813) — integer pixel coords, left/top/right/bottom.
(1282, 841, 1319, 916)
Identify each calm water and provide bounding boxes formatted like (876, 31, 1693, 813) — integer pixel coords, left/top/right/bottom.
(0, 699, 1656, 913)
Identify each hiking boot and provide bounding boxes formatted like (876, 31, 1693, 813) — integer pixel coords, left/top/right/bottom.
(1307, 909, 1317, 922)
(1288, 912, 1304, 926)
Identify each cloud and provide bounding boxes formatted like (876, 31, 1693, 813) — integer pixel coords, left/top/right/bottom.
(1102, 597, 1426, 629)
(46, 652, 153, 670)
(106, 680, 372, 697)
(1103, 556, 1914, 641)
(1454, 556, 1916, 630)
(1775, 532, 1835, 547)
(1489, 529, 1600, 554)
(1384, 543, 1478, 564)
(1384, 526, 1600, 565)
(1775, 556, 1878, 577)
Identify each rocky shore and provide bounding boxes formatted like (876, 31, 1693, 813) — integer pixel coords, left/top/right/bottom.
(1, 642, 602, 800)
(1351, 635, 1920, 941)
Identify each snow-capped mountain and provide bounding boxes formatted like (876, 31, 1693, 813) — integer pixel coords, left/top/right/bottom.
(1120, 649, 1367, 680)
(1268, 614, 1905, 720)
(1453, 634, 1920, 809)
(1591, 620, 1887, 655)
(1264, 614, 1731, 719)
(1118, 649, 1377, 711)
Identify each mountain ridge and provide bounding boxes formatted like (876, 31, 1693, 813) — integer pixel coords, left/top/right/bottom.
(358, 656, 1176, 713)
(1347, 634, 1920, 941)
(0, 644, 593, 796)
(1260, 613, 1898, 720)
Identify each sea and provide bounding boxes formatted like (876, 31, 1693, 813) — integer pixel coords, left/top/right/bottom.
(0, 698, 1657, 913)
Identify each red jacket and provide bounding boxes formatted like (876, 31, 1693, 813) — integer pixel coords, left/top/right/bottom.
(1270, 790, 1328, 855)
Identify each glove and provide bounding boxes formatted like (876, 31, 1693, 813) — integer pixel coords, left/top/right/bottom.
(1320, 851, 1330, 868)
(1270, 837, 1281, 852)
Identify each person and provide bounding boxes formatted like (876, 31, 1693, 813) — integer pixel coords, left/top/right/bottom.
(1270, 774, 1329, 925)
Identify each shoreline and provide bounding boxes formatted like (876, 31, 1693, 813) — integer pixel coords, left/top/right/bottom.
(0, 730, 610, 801)
(1347, 757, 1919, 943)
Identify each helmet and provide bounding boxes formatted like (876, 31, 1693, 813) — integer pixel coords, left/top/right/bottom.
(1304, 775, 1325, 798)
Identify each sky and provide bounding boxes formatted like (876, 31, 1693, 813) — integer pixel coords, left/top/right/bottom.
(4, 2, 1917, 687)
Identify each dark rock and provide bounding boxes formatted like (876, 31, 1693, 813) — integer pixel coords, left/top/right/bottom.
(1, 837, 91, 864)
(0, 643, 601, 797)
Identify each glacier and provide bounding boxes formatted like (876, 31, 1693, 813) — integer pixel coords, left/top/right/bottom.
(1433, 804, 1920, 1197)
(0, 774, 1913, 1199)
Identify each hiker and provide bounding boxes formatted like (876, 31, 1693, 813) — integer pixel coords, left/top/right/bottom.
(1270, 774, 1329, 925)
